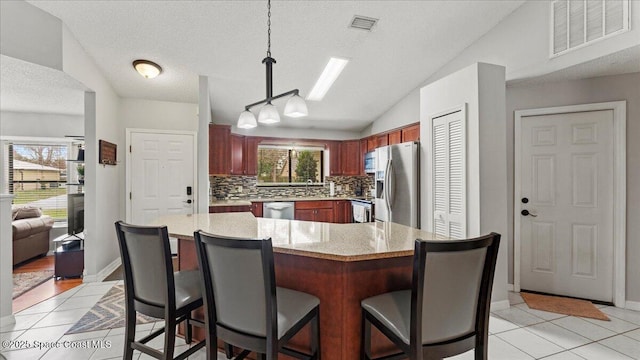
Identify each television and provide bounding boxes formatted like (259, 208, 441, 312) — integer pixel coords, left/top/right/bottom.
(67, 193, 84, 236)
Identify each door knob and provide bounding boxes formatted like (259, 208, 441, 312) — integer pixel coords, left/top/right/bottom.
(521, 209, 537, 217)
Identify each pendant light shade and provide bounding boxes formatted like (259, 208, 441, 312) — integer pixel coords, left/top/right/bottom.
(283, 94, 308, 118)
(258, 103, 280, 124)
(237, 110, 258, 129)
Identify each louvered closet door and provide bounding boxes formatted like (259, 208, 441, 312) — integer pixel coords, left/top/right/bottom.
(432, 110, 466, 239)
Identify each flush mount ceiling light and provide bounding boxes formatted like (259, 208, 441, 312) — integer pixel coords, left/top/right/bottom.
(236, 0, 308, 129)
(306, 57, 349, 101)
(132, 59, 162, 79)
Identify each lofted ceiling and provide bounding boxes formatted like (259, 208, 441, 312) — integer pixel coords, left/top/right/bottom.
(20, 0, 526, 131)
(0, 55, 87, 115)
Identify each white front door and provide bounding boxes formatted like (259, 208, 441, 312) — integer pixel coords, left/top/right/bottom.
(129, 132, 195, 225)
(519, 110, 614, 302)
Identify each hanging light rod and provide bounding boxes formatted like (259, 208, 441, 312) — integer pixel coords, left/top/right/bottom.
(237, 0, 308, 129)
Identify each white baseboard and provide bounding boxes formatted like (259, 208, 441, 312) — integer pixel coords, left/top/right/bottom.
(83, 257, 121, 283)
(0, 314, 15, 327)
(507, 283, 514, 292)
(491, 299, 510, 311)
(626, 300, 640, 311)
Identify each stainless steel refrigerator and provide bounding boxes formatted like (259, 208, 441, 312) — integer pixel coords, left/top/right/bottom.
(374, 141, 419, 227)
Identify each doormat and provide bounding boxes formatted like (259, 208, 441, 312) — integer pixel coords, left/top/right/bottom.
(66, 284, 156, 334)
(13, 270, 54, 299)
(521, 292, 609, 321)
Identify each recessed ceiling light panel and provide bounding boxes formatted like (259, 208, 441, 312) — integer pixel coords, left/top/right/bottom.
(306, 57, 349, 101)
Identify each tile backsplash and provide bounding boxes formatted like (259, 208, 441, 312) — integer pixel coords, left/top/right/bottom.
(210, 175, 374, 200)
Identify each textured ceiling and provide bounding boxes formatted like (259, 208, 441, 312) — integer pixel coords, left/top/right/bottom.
(24, 0, 525, 131)
(0, 55, 86, 115)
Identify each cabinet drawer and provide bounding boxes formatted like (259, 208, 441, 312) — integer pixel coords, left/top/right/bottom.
(295, 200, 333, 210)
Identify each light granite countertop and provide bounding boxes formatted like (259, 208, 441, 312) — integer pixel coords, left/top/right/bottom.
(153, 212, 448, 262)
(209, 196, 371, 206)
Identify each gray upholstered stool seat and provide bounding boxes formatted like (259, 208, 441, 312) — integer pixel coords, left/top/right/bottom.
(361, 290, 411, 344)
(276, 287, 320, 339)
(174, 270, 203, 309)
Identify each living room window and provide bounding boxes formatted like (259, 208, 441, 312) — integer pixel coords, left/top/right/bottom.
(8, 143, 70, 221)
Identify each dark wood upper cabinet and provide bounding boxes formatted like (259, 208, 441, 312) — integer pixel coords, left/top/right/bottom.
(244, 137, 260, 176)
(360, 138, 368, 175)
(376, 134, 389, 148)
(367, 137, 377, 152)
(329, 141, 341, 176)
(340, 140, 360, 176)
(388, 130, 402, 145)
(209, 124, 230, 175)
(401, 123, 420, 142)
(230, 134, 245, 175)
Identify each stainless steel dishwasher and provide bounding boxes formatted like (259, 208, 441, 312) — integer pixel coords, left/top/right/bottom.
(262, 202, 295, 220)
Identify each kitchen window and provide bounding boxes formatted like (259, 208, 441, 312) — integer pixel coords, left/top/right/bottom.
(257, 145, 324, 185)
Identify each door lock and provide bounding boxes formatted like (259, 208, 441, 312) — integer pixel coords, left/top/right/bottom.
(184, 199, 192, 204)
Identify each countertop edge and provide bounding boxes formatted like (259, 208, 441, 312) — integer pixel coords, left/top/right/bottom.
(171, 233, 413, 262)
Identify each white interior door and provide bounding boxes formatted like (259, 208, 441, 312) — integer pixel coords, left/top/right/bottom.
(519, 110, 614, 302)
(129, 132, 195, 225)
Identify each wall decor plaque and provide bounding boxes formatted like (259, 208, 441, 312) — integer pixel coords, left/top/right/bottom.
(99, 140, 117, 165)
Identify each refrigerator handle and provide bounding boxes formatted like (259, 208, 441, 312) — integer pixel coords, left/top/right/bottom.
(388, 159, 396, 209)
(384, 159, 392, 215)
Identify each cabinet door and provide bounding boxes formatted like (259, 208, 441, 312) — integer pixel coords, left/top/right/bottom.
(230, 134, 245, 175)
(388, 130, 402, 145)
(209, 125, 230, 175)
(360, 138, 368, 175)
(376, 134, 388, 148)
(367, 137, 377, 152)
(251, 202, 263, 217)
(329, 141, 341, 176)
(334, 200, 352, 223)
(316, 208, 334, 223)
(401, 123, 420, 142)
(295, 209, 316, 221)
(245, 137, 260, 176)
(340, 140, 360, 176)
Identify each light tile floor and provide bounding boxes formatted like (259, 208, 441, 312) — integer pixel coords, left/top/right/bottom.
(1, 282, 639, 359)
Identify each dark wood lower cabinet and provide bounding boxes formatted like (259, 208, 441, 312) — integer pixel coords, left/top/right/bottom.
(177, 238, 413, 360)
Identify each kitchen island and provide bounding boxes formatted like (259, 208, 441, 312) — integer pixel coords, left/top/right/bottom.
(154, 212, 448, 359)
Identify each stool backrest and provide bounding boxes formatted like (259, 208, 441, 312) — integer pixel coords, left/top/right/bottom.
(194, 231, 276, 339)
(115, 221, 175, 313)
(411, 233, 500, 346)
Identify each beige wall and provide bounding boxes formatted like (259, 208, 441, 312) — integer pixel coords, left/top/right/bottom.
(506, 72, 640, 303)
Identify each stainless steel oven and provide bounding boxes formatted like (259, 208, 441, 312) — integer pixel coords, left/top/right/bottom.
(351, 199, 373, 223)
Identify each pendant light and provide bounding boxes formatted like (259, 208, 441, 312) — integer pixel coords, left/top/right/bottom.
(236, 0, 308, 129)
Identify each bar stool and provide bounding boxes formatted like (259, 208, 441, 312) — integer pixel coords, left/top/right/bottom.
(194, 230, 320, 360)
(115, 221, 206, 360)
(361, 233, 501, 360)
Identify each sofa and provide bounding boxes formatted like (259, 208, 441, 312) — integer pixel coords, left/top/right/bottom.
(12, 205, 54, 265)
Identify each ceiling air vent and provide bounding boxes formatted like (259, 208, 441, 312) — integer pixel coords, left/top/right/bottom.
(349, 15, 378, 31)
